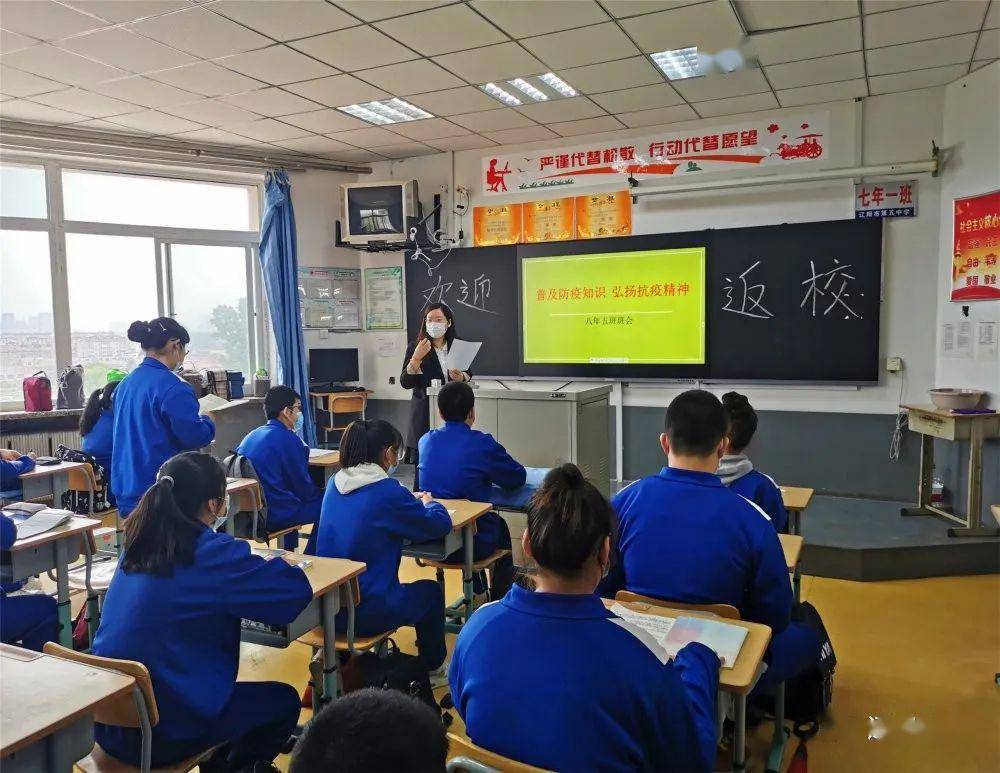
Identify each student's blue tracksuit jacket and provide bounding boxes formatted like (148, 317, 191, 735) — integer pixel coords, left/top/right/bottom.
(0, 512, 58, 651)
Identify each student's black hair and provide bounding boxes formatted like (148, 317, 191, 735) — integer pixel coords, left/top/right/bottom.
(289, 688, 448, 773)
(264, 385, 300, 420)
(527, 463, 612, 577)
(437, 380, 474, 423)
(126, 317, 190, 351)
(79, 380, 120, 437)
(416, 302, 456, 347)
(722, 391, 758, 453)
(122, 451, 225, 577)
(664, 389, 729, 457)
(338, 419, 403, 469)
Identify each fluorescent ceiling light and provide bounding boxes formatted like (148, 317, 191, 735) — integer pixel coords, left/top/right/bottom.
(480, 82, 521, 106)
(539, 73, 577, 97)
(651, 46, 704, 80)
(338, 98, 432, 125)
(508, 78, 548, 101)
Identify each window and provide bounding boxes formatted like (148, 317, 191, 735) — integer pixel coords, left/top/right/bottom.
(0, 164, 47, 219)
(66, 234, 158, 394)
(0, 230, 56, 402)
(168, 243, 253, 375)
(62, 170, 254, 231)
(0, 162, 264, 410)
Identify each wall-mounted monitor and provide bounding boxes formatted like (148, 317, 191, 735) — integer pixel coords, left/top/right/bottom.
(340, 180, 418, 245)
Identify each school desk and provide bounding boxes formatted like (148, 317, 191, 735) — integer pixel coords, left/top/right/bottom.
(1, 516, 100, 648)
(18, 461, 92, 513)
(225, 477, 262, 536)
(605, 599, 771, 773)
(239, 549, 365, 703)
(402, 499, 492, 633)
(779, 486, 813, 536)
(779, 533, 804, 603)
(902, 405, 1000, 538)
(308, 449, 341, 485)
(0, 643, 134, 772)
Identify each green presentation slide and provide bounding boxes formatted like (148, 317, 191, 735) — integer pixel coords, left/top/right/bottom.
(522, 247, 706, 365)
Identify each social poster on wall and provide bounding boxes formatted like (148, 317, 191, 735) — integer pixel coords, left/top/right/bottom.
(298, 267, 362, 329)
(481, 112, 830, 196)
(364, 266, 404, 330)
(952, 190, 1000, 301)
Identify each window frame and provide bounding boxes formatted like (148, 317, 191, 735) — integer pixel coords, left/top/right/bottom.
(0, 156, 266, 411)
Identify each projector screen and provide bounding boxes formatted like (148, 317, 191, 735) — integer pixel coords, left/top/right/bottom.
(521, 247, 706, 365)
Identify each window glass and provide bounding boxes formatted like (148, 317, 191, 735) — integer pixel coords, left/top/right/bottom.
(0, 230, 56, 402)
(62, 170, 254, 231)
(169, 244, 252, 375)
(0, 164, 47, 219)
(66, 233, 158, 394)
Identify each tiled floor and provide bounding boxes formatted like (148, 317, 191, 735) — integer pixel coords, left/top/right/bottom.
(231, 560, 1000, 772)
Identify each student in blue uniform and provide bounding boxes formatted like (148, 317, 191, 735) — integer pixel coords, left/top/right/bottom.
(316, 420, 452, 680)
(450, 464, 720, 771)
(81, 379, 120, 495)
(1, 511, 58, 651)
(236, 386, 322, 552)
(418, 381, 524, 600)
(0, 447, 35, 500)
(717, 391, 788, 533)
(93, 452, 311, 771)
(600, 390, 819, 693)
(111, 318, 215, 516)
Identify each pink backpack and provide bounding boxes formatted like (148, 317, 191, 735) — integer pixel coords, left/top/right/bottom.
(23, 371, 53, 412)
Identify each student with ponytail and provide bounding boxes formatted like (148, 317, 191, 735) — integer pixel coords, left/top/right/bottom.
(449, 464, 720, 771)
(80, 378, 121, 491)
(93, 452, 311, 771)
(718, 391, 788, 532)
(316, 420, 452, 680)
(111, 318, 215, 516)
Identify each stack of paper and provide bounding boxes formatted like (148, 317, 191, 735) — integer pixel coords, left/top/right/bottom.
(308, 448, 332, 459)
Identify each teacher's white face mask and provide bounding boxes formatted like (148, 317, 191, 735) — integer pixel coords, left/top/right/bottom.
(426, 321, 449, 339)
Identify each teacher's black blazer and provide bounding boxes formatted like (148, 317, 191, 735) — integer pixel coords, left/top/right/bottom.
(399, 340, 473, 449)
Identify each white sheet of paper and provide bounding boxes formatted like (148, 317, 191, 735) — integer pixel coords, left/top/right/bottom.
(957, 320, 973, 358)
(308, 448, 331, 459)
(198, 393, 229, 414)
(448, 339, 482, 373)
(976, 321, 998, 362)
(941, 323, 956, 357)
(609, 603, 677, 641)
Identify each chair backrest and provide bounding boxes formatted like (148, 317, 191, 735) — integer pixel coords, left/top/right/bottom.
(329, 394, 367, 414)
(67, 463, 98, 493)
(42, 642, 159, 727)
(614, 590, 741, 620)
(446, 734, 551, 773)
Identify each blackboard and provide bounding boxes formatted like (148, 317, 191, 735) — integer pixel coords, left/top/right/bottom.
(404, 218, 883, 383)
(404, 244, 519, 377)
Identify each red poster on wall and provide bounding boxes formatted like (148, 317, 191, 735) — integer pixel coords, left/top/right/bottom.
(952, 191, 1000, 301)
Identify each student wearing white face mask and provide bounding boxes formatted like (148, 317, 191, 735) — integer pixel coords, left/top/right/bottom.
(93, 451, 311, 771)
(400, 302, 471, 490)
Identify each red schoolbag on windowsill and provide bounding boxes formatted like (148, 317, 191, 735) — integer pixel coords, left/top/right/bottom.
(23, 371, 53, 412)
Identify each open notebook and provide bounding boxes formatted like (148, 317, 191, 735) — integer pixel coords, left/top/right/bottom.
(610, 603, 748, 668)
(250, 546, 312, 570)
(4, 507, 74, 540)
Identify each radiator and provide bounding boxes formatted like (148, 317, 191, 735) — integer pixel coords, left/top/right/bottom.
(1, 429, 82, 456)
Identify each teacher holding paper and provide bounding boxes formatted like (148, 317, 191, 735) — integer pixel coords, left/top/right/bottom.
(401, 302, 471, 488)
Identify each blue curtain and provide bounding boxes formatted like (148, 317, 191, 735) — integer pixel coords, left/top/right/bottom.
(259, 170, 317, 446)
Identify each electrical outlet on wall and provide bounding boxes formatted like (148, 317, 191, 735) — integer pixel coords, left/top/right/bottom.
(885, 356, 903, 373)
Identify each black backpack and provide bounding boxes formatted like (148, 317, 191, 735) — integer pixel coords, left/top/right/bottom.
(784, 601, 836, 739)
(55, 445, 110, 514)
(57, 365, 85, 410)
(343, 639, 440, 717)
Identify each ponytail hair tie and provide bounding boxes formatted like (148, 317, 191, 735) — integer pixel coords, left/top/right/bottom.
(159, 475, 174, 487)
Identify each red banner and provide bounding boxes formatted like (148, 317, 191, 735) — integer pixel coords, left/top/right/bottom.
(952, 191, 1000, 301)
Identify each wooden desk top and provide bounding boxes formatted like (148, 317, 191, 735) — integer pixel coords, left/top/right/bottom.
(903, 404, 997, 419)
(0, 644, 134, 757)
(308, 450, 341, 467)
(226, 477, 260, 494)
(780, 486, 814, 512)
(434, 499, 492, 531)
(18, 461, 87, 480)
(604, 600, 771, 695)
(779, 533, 803, 572)
(292, 554, 365, 599)
(310, 390, 374, 398)
(10, 516, 100, 552)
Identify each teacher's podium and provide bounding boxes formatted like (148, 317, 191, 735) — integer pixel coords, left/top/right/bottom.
(428, 384, 611, 497)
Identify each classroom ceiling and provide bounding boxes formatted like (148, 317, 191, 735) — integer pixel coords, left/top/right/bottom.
(0, 0, 996, 165)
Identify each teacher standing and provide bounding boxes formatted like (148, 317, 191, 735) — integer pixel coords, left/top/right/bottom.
(400, 302, 471, 489)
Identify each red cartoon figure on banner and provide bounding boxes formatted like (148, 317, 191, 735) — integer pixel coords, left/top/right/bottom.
(774, 133, 824, 160)
(486, 158, 511, 193)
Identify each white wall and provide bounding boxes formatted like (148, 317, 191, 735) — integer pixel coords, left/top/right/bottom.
(351, 89, 946, 416)
(935, 62, 1000, 405)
